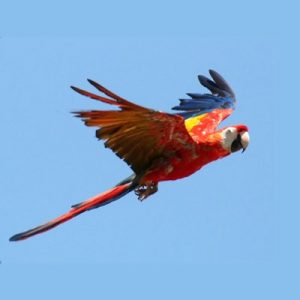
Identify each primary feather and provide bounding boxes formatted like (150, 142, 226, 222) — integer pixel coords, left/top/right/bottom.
(172, 69, 236, 118)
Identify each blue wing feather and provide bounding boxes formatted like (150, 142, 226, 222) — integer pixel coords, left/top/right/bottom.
(172, 70, 236, 119)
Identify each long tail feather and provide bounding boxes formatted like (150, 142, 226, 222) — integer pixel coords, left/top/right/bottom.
(9, 180, 136, 242)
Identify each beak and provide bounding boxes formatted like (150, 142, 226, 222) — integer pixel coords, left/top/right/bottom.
(240, 131, 250, 153)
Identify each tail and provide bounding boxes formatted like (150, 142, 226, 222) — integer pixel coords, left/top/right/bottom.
(9, 176, 137, 242)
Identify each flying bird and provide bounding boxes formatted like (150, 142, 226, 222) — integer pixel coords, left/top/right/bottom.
(10, 70, 249, 241)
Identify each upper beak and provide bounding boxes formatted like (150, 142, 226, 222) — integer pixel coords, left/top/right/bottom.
(240, 131, 250, 152)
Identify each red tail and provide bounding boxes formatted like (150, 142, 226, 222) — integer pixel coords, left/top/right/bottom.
(9, 182, 134, 241)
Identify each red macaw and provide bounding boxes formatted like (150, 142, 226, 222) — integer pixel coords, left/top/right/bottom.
(10, 70, 249, 241)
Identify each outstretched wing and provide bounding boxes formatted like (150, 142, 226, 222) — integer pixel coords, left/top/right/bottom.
(71, 80, 193, 174)
(173, 70, 236, 141)
(71, 70, 236, 172)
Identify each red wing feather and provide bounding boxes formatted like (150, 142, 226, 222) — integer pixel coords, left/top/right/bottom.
(71, 80, 192, 173)
(71, 80, 149, 111)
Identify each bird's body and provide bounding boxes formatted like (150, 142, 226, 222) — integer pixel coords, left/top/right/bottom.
(142, 130, 228, 182)
(10, 70, 249, 241)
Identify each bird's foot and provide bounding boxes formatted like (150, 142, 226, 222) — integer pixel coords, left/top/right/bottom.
(135, 182, 158, 201)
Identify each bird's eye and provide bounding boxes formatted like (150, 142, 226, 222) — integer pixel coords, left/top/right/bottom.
(226, 128, 234, 135)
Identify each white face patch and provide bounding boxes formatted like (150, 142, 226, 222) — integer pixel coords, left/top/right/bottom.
(220, 127, 238, 152)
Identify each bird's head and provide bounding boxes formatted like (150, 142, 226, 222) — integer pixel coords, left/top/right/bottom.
(220, 125, 250, 153)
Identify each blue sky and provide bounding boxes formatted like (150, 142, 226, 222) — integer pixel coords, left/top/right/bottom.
(0, 0, 293, 299)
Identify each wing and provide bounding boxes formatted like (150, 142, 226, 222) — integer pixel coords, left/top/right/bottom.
(172, 70, 236, 141)
(71, 70, 236, 173)
(71, 80, 194, 174)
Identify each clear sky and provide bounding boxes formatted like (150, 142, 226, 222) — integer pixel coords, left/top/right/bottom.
(0, 0, 293, 299)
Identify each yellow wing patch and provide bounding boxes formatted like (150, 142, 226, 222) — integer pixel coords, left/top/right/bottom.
(184, 113, 207, 132)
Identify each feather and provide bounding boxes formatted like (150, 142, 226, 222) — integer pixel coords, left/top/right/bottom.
(172, 70, 236, 119)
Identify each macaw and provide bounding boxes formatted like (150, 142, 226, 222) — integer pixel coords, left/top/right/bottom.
(10, 70, 249, 241)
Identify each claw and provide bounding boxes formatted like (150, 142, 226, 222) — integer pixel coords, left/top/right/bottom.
(135, 182, 158, 201)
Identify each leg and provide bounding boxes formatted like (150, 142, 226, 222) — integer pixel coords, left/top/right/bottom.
(134, 182, 158, 201)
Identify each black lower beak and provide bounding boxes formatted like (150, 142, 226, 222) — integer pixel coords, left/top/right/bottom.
(231, 134, 245, 153)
